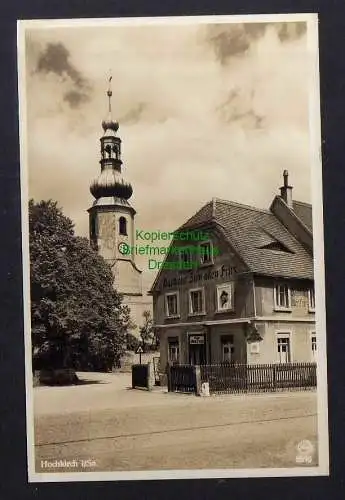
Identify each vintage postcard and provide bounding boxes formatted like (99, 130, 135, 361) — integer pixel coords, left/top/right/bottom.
(17, 14, 329, 482)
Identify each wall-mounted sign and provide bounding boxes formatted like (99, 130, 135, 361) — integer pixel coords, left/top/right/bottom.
(250, 342, 260, 354)
(189, 335, 205, 345)
(216, 283, 234, 311)
(292, 294, 309, 308)
(162, 264, 239, 289)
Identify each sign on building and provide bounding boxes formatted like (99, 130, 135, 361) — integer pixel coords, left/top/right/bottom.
(189, 335, 205, 345)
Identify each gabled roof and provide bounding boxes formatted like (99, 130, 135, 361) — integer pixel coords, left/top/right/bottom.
(178, 198, 314, 280)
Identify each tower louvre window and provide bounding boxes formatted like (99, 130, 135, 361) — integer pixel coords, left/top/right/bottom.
(90, 215, 97, 237)
(119, 217, 127, 236)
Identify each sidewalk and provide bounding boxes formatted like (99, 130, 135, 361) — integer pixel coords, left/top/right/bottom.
(33, 371, 317, 417)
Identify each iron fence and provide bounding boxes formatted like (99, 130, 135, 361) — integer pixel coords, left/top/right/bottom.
(167, 364, 197, 393)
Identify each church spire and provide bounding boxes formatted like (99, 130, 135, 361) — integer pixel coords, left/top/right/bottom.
(102, 74, 119, 134)
(90, 76, 133, 203)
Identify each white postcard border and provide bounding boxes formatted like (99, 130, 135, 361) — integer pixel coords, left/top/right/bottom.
(17, 12, 329, 482)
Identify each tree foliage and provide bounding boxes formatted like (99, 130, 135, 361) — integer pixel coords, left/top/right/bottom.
(30, 199, 132, 371)
(139, 310, 158, 351)
(126, 333, 141, 352)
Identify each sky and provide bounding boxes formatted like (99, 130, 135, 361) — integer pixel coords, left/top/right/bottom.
(22, 16, 318, 289)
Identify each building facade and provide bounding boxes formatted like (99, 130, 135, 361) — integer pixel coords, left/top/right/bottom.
(150, 171, 316, 368)
(88, 81, 152, 335)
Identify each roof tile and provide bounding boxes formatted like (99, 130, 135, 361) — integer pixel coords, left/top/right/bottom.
(179, 198, 314, 280)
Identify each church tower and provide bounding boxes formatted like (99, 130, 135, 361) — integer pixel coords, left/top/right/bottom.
(88, 78, 149, 333)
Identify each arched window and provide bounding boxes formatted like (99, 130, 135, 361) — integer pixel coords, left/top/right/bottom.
(119, 217, 127, 236)
(90, 216, 96, 237)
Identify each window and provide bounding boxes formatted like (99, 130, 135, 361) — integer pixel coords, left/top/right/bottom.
(221, 335, 234, 363)
(274, 283, 291, 310)
(308, 287, 315, 312)
(199, 241, 213, 265)
(119, 217, 127, 236)
(216, 283, 234, 311)
(179, 247, 192, 266)
(90, 216, 97, 237)
(276, 334, 291, 363)
(311, 332, 317, 358)
(189, 288, 205, 315)
(113, 144, 119, 159)
(165, 292, 179, 317)
(168, 338, 179, 364)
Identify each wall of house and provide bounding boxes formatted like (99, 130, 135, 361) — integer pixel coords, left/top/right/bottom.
(158, 322, 248, 369)
(159, 327, 182, 370)
(208, 324, 247, 363)
(153, 227, 316, 371)
(153, 227, 255, 326)
(254, 276, 315, 319)
(247, 321, 316, 364)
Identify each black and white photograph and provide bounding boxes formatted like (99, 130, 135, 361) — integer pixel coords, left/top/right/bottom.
(17, 14, 328, 481)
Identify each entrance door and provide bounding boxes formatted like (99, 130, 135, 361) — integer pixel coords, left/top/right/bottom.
(188, 334, 206, 365)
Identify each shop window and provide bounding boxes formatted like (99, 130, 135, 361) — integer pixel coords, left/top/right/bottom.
(274, 283, 291, 310)
(216, 283, 234, 311)
(199, 241, 213, 265)
(165, 292, 179, 317)
(168, 338, 179, 364)
(308, 287, 315, 312)
(119, 217, 127, 236)
(189, 288, 205, 315)
(276, 333, 292, 363)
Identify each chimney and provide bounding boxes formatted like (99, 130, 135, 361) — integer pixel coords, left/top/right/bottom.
(280, 170, 293, 209)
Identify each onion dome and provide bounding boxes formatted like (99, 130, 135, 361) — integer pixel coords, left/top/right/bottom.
(102, 118, 119, 134)
(90, 169, 133, 200)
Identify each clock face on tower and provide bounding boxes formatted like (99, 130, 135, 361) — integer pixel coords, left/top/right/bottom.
(118, 242, 130, 256)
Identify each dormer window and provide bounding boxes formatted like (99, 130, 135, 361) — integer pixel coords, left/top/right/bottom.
(119, 217, 127, 236)
(179, 247, 192, 266)
(199, 241, 213, 266)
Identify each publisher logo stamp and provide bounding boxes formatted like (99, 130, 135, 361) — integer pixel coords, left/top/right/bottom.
(295, 440, 314, 464)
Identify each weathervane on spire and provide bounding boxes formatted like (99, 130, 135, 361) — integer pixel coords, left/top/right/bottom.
(107, 72, 113, 114)
(101, 71, 119, 134)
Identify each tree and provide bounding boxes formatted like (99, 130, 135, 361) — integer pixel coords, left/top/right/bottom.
(139, 310, 157, 351)
(126, 333, 141, 352)
(29, 199, 131, 372)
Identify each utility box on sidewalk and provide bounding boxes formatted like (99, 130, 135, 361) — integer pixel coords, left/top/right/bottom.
(132, 363, 154, 391)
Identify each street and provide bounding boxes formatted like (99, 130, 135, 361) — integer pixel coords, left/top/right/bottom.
(33, 372, 318, 472)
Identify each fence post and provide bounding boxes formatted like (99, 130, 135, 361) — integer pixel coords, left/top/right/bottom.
(195, 365, 201, 396)
(167, 363, 172, 392)
(132, 365, 136, 389)
(273, 364, 277, 391)
(147, 362, 154, 391)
